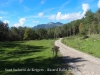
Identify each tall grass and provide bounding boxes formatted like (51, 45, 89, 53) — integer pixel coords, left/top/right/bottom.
(62, 34, 100, 58)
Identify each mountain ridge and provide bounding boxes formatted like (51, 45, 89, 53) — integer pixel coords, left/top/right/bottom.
(33, 22, 63, 30)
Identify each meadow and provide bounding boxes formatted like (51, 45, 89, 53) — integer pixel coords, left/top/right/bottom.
(62, 34, 100, 58)
(0, 39, 69, 75)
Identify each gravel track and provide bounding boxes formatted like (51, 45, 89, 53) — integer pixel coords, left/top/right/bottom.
(55, 38, 100, 75)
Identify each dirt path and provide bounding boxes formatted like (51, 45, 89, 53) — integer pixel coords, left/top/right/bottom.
(55, 38, 100, 75)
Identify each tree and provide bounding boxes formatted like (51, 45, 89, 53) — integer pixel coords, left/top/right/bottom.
(3, 23, 9, 40)
(0, 21, 9, 41)
(35, 28, 47, 39)
(61, 24, 68, 37)
(47, 28, 54, 38)
(94, 9, 100, 34)
(54, 26, 62, 38)
(17, 26, 27, 40)
(71, 21, 76, 35)
(0, 21, 4, 41)
(79, 23, 87, 36)
(23, 28, 35, 40)
(10, 27, 19, 41)
(85, 10, 94, 35)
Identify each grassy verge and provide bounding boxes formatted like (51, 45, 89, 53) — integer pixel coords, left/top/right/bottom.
(62, 34, 100, 58)
(0, 39, 70, 75)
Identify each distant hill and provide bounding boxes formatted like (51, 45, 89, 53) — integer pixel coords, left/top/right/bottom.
(33, 22, 63, 30)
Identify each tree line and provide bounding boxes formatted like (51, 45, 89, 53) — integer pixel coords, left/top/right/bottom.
(0, 8, 100, 41)
(0, 22, 63, 41)
(61, 8, 100, 37)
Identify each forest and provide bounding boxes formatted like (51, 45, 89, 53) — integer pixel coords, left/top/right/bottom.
(0, 9, 100, 41)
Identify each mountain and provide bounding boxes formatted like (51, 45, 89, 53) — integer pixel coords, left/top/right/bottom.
(33, 22, 63, 30)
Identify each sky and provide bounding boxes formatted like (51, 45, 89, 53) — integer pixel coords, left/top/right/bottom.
(0, 0, 100, 27)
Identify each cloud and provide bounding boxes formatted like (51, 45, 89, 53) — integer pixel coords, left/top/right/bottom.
(38, 12, 44, 17)
(49, 15, 55, 20)
(3, 20, 10, 24)
(41, 0, 46, 4)
(33, 20, 39, 24)
(82, 4, 89, 15)
(0, 17, 2, 20)
(49, 3, 89, 21)
(19, 0, 23, 4)
(14, 18, 26, 27)
(49, 12, 82, 21)
(0, 11, 8, 14)
(98, 0, 100, 8)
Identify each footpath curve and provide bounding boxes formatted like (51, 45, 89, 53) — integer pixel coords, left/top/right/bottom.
(55, 38, 100, 75)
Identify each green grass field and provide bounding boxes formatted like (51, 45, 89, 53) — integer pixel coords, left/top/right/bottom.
(62, 34, 100, 58)
(0, 39, 69, 75)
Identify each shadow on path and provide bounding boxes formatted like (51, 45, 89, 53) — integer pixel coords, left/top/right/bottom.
(61, 56, 86, 64)
(60, 56, 87, 72)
